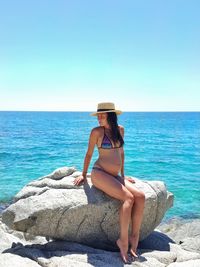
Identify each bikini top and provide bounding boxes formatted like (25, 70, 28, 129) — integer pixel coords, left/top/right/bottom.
(98, 127, 122, 149)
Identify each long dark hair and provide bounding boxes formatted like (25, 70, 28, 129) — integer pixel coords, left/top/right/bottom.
(107, 112, 124, 147)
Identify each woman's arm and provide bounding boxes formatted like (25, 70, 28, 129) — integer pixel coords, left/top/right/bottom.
(119, 125, 135, 183)
(73, 128, 98, 185)
(119, 126, 125, 178)
(82, 128, 98, 177)
(120, 148, 125, 178)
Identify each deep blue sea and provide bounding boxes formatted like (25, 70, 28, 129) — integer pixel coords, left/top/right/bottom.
(0, 111, 200, 220)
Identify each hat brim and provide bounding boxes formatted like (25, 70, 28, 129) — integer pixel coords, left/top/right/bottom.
(90, 110, 122, 116)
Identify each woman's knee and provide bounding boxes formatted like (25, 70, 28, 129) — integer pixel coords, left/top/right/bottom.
(124, 192, 135, 206)
(135, 191, 145, 203)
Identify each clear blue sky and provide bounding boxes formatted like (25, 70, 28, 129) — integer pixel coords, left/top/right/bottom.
(0, 0, 200, 111)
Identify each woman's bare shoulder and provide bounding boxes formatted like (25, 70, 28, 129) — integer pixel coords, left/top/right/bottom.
(118, 125, 124, 131)
(92, 126, 102, 131)
(90, 126, 103, 136)
(118, 125, 124, 137)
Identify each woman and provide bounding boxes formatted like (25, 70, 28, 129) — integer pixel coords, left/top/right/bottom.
(73, 102, 145, 264)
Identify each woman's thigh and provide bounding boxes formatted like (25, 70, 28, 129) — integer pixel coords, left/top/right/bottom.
(124, 179, 145, 198)
(114, 174, 144, 198)
(91, 170, 133, 202)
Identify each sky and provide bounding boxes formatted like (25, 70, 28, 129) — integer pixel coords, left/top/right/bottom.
(0, 0, 200, 111)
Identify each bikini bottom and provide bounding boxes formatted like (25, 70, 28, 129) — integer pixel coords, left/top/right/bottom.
(92, 166, 120, 179)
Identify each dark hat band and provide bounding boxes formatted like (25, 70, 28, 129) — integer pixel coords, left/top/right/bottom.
(97, 108, 114, 112)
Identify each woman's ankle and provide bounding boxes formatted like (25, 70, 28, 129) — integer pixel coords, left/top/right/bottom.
(118, 237, 128, 244)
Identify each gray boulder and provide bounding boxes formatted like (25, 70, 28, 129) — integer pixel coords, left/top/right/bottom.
(2, 166, 173, 250)
(0, 254, 41, 267)
(158, 218, 200, 253)
(1, 215, 200, 267)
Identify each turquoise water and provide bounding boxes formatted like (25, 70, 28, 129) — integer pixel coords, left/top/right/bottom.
(0, 111, 200, 220)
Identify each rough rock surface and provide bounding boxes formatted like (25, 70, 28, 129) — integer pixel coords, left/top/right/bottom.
(0, 167, 199, 267)
(1, 217, 200, 267)
(2, 166, 173, 250)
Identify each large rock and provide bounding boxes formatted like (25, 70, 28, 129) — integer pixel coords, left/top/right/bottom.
(0, 254, 41, 267)
(2, 166, 173, 250)
(158, 218, 200, 254)
(1, 217, 200, 267)
(0, 220, 47, 254)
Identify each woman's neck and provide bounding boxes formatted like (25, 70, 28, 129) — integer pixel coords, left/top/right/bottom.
(104, 124, 111, 130)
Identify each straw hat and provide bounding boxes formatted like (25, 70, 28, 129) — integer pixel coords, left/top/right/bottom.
(90, 102, 122, 116)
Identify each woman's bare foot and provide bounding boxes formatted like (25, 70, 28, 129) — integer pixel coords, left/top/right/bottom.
(129, 234, 139, 258)
(116, 238, 131, 264)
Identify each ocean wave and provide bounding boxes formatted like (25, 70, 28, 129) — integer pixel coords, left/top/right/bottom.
(0, 152, 20, 158)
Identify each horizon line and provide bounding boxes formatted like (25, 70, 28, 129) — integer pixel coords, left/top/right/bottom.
(0, 110, 199, 113)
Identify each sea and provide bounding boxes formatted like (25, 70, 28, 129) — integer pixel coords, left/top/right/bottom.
(0, 111, 199, 221)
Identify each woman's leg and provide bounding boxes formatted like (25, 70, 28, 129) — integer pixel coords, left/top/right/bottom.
(91, 169, 134, 263)
(123, 179, 145, 257)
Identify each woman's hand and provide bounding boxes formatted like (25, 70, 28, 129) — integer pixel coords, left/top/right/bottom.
(125, 176, 135, 183)
(73, 175, 86, 186)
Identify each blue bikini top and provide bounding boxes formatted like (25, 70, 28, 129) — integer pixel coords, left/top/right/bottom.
(99, 127, 122, 149)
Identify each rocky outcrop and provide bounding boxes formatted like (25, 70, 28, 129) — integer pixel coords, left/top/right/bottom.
(1, 217, 200, 267)
(1, 167, 200, 266)
(2, 166, 173, 250)
(158, 218, 200, 254)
